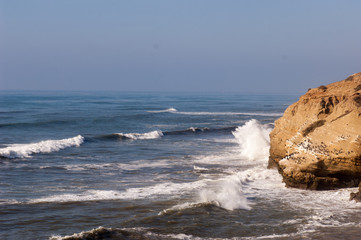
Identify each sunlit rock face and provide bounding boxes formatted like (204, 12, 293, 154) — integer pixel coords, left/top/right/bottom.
(269, 72, 361, 190)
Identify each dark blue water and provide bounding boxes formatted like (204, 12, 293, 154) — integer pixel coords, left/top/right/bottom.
(1, 91, 361, 240)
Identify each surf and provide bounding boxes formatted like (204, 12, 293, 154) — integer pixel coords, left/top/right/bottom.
(0, 135, 84, 159)
(116, 130, 164, 140)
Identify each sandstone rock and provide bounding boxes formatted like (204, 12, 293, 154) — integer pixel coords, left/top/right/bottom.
(269, 72, 361, 190)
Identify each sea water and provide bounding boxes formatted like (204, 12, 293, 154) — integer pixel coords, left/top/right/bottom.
(1, 91, 361, 240)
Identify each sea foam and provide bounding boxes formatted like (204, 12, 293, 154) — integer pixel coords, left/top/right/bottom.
(232, 119, 271, 161)
(117, 130, 163, 140)
(29, 179, 210, 204)
(160, 174, 251, 213)
(50, 226, 207, 240)
(0, 135, 84, 159)
(199, 174, 251, 211)
(163, 120, 273, 212)
(192, 120, 272, 211)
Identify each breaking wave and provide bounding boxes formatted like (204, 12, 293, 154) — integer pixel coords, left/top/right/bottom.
(162, 120, 272, 213)
(97, 127, 236, 141)
(232, 119, 272, 161)
(116, 130, 164, 140)
(198, 174, 251, 211)
(0, 135, 84, 159)
(161, 175, 251, 214)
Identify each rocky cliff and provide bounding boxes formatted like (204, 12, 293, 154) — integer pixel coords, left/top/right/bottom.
(269, 72, 361, 190)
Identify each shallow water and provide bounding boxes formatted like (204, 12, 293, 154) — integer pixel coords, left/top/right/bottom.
(1, 91, 361, 240)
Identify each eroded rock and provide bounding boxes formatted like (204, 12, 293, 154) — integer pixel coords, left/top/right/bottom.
(269, 72, 361, 190)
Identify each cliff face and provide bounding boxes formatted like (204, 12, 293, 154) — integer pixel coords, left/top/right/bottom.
(269, 72, 361, 190)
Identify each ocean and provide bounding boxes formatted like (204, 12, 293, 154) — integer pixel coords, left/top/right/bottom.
(1, 91, 361, 240)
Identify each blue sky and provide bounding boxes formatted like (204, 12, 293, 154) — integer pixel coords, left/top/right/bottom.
(0, 0, 360, 93)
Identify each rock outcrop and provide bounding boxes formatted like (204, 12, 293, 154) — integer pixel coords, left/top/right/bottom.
(269, 72, 361, 190)
(350, 182, 361, 202)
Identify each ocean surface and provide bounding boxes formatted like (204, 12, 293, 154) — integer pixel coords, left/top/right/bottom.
(1, 91, 361, 240)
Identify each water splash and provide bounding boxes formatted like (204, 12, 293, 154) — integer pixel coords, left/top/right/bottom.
(232, 119, 271, 161)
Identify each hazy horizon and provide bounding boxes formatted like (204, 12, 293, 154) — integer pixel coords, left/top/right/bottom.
(1, 0, 360, 93)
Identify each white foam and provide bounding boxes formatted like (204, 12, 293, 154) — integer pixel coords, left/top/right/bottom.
(50, 227, 212, 240)
(286, 188, 361, 230)
(193, 165, 208, 171)
(234, 164, 361, 234)
(49, 227, 107, 240)
(117, 130, 163, 140)
(161, 174, 252, 213)
(147, 108, 178, 113)
(174, 120, 280, 211)
(0, 135, 84, 159)
(144, 229, 210, 240)
(0, 199, 21, 205)
(188, 127, 197, 132)
(29, 179, 210, 204)
(193, 149, 244, 166)
(199, 174, 251, 211)
(232, 119, 271, 161)
(62, 159, 176, 172)
(159, 202, 202, 215)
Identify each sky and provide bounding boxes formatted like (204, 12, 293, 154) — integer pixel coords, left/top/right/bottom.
(0, 0, 360, 93)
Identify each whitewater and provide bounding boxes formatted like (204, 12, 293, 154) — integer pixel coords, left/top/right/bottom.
(0, 135, 84, 158)
(1, 92, 361, 240)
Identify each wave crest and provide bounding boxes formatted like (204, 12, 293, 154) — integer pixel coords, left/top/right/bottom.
(0, 135, 84, 159)
(116, 130, 163, 140)
(147, 108, 177, 113)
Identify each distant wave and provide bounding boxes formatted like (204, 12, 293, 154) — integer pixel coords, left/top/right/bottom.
(147, 108, 178, 113)
(116, 130, 164, 140)
(164, 126, 236, 136)
(96, 126, 237, 141)
(148, 108, 282, 117)
(164, 127, 210, 135)
(95, 131, 164, 141)
(0, 135, 84, 159)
